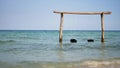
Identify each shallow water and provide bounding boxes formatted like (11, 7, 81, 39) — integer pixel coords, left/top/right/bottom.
(0, 30, 120, 68)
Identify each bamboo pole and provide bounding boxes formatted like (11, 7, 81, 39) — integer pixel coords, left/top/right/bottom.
(101, 13, 104, 43)
(59, 13, 64, 43)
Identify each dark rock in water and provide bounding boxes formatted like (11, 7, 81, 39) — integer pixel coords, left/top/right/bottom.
(70, 39, 77, 43)
(87, 39, 94, 42)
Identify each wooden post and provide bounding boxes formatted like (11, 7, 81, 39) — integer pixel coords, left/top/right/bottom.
(59, 13, 64, 43)
(101, 13, 104, 43)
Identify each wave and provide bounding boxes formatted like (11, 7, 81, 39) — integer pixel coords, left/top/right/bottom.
(0, 59, 120, 68)
(18, 37, 39, 40)
(80, 59, 120, 67)
(17, 59, 120, 68)
(0, 40, 15, 43)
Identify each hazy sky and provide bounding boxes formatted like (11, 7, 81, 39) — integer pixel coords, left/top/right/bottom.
(0, 0, 120, 30)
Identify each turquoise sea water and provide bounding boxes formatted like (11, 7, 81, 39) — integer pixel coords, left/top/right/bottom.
(0, 30, 120, 68)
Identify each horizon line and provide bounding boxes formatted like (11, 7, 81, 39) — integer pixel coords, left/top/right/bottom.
(0, 29, 120, 31)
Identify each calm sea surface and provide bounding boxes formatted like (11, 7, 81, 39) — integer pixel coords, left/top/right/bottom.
(0, 30, 120, 68)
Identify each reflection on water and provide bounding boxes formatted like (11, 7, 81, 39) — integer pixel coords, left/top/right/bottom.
(59, 42, 63, 49)
(58, 49, 64, 62)
(99, 43, 106, 59)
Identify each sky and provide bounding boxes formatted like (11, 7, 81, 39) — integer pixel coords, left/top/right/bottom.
(0, 0, 120, 30)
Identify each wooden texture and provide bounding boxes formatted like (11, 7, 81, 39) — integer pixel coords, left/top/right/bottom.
(101, 13, 104, 42)
(54, 11, 111, 15)
(59, 13, 64, 43)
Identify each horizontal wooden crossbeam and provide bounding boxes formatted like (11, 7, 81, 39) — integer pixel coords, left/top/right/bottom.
(54, 11, 111, 15)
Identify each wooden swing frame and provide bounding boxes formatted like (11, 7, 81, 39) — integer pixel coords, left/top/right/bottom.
(53, 11, 111, 43)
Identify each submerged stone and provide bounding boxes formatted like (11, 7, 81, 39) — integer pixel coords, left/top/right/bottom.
(87, 39, 94, 42)
(70, 39, 77, 43)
